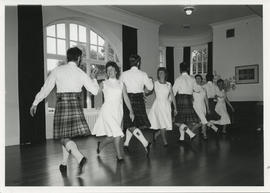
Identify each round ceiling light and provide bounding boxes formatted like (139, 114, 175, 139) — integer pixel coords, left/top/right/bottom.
(184, 6, 195, 16)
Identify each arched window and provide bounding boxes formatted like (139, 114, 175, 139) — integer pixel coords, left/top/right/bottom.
(45, 22, 120, 111)
(190, 44, 208, 76)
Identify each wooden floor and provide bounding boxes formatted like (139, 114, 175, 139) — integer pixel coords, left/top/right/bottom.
(5, 127, 263, 186)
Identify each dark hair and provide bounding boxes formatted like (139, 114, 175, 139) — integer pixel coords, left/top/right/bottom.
(67, 47, 82, 62)
(105, 61, 121, 79)
(129, 54, 141, 67)
(217, 79, 224, 85)
(195, 74, 203, 81)
(206, 73, 214, 81)
(157, 67, 168, 80)
(179, 62, 189, 74)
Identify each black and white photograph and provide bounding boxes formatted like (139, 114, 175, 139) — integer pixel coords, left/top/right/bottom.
(1, 0, 269, 192)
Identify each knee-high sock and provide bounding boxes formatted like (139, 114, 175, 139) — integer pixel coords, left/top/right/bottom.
(62, 145, 69, 165)
(179, 124, 186, 140)
(124, 129, 133, 146)
(207, 122, 218, 132)
(65, 140, 84, 163)
(133, 128, 148, 147)
(180, 124, 195, 138)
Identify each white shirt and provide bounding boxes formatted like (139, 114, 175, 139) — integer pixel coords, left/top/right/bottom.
(120, 66, 153, 93)
(32, 61, 99, 106)
(172, 72, 198, 95)
(202, 81, 218, 99)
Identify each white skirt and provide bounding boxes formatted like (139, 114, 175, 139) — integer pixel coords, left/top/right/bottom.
(148, 99, 172, 130)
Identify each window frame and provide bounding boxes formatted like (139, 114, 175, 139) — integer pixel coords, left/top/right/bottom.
(44, 20, 120, 112)
(190, 44, 208, 76)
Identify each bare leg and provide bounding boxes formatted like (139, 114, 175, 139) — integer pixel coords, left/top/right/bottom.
(154, 130, 161, 140)
(124, 127, 135, 146)
(160, 129, 168, 145)
(113, 136, 123, 159)
(99, 137, 114, 152)
(222, 125, 227, 134)
(201, 124, 207, 139)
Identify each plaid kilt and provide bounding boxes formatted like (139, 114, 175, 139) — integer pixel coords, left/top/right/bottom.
(175, 94, 200, 124)
(206, 98, 221, 121)
(53, 92, 90, 139)
(123, 93, 151, 130)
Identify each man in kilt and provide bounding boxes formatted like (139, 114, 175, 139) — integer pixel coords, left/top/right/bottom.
(173, 62, 201, 142)
(121, 54, 153, 156)
(30, 47, 99, 176)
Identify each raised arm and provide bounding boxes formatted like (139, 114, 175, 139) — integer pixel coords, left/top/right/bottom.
(143, 73, 154, 91)
(122, 83, 134, 121)
(82, 72, 99, 96)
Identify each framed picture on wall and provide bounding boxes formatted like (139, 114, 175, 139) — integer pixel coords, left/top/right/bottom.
(235, 64, 259, 84)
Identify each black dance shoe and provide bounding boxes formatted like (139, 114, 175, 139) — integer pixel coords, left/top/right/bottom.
(77, 157, 87, 176)
(145, 142, 151, 157)
(97, 141, 101, 154)
(59, 164, 67, 177)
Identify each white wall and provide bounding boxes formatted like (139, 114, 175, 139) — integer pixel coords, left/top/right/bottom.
(160, 33, 212, 80)
(211, 15, 263, 101)
(5, 6, 20, 146)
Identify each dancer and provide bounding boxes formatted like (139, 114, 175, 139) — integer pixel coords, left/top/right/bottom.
(92, 61, 134, 161)
(203, 73, 221, 121)
(148, 67, 177, 146)
(30, 47, 99, 176)
(193, 74, 218, 139)
(210, 79, 234, 134)
(173, 62, 201, 142)
(121, 54, 153, 156)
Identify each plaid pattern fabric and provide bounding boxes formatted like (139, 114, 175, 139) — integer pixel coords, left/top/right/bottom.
(123, 93, 151, 130)
(53, 92, 90, 139)
(175, 94, 200, 124)
(206, 98, 221, 121)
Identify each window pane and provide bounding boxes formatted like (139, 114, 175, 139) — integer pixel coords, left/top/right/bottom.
(115, 54, 119, 63)
(47, 37, 56, 54)
(198, 62, 202, 73)
(70, 41, 77, 48)
(46, 25, 55, 37)
(47, 59, 60, 73)
(90, 31, 98, 45)
(198, 50, 202, 61)
(57, 39, 66, 55)
(98, 46, 105, 61)
(57, 24, 65, 39)
(203, 62, 207, 73)
(77, 43, 87, 58)
(98, 36, 105, 46)
(70, 24, 78, 41)
(79, 25, 86, 43)
(90, 45, 97, 59)
(193, 63, 197, 74)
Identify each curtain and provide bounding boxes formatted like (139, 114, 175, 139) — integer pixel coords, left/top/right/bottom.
(166, 47, 174, 84)
(18, 5, 46, 144)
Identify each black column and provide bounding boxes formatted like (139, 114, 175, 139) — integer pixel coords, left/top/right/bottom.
(207, 42, 213, 74)
(18, 5, 46, 145)
(122, 25, 137, 71)
(166, 47, 174, 84)
(183, 46, 191, 72)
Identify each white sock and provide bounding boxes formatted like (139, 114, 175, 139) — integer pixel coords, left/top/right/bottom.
(124, 129, 133, 146)
(62, 145, 69, 166)
(133, 128, 148, 147)
(65, 140, 84, 164)
(179, 127, 185, 141)
(185, 128, 195, 138)
(207, 122, 218, 132)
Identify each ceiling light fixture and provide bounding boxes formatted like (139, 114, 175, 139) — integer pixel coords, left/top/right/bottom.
(184, 6, 194, 16)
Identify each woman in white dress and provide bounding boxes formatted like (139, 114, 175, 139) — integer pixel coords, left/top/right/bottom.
(193, 75, 218, 139)
(211, 79, 234, 134)
(148, 67, 177, 146)
(92, 61, 134, 161)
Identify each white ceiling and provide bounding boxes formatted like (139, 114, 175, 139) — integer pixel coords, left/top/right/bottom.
(114, 5, 262, 37)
